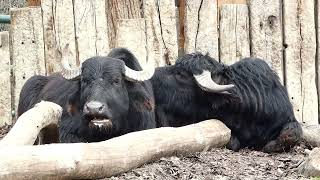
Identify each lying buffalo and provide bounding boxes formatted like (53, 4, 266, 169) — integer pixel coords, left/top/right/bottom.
(18, 47, 156, 143)
(151, 53, 302, 153)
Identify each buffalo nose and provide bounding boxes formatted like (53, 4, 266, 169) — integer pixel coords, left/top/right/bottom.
(83, 101, 107, 115)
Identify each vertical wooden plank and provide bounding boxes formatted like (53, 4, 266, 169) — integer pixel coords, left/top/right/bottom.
(0, 32, 12, 126)
(249, 0, 284, 84)
(105, 0, 142, 49)
(184, 0, 219, 59)
(115, 18, 147, 66)
(53, 0, 77, 67)
(218, 0, 247, 7)
(219, 4, 250, 65)
(73, 0, 109, 63)
(10, 7, 45, 118)
(284, 0, 318, 125)
(41, 0, 77, 74)
(144, 0, 179, 66)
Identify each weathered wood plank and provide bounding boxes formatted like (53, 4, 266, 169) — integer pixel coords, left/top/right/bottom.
(218, 0, 247, 6)
(115, 18, 147, 67)
(184, 0, 219, 59)
(73, 0, 109, 63)
(52, 0, 77, 67)
(144, 0, 178, 66)
(249, 0, 284, 84)
(0, 32, 12, 126)
(10, 7, 45, 118)
(105, 0, 142, 49)
(219, 4, 250, 65)
(41, 0, 78, 74)
(283, 0, 318, 125)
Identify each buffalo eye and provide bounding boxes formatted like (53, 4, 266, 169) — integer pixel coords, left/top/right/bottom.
(112, 77, 121, 85)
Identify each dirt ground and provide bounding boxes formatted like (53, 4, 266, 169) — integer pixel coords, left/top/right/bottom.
(0, 125, 311, 180)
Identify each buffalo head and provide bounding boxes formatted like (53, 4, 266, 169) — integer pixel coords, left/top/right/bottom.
(60, 46, 155, 135)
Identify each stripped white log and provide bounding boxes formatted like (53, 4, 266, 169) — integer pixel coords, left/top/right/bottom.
(249, 0, 284, 83)
(10, 7, 45, 118)
(219, 4, 250, 65)
(184, 0, 219, 59)
(144, 0, 178, 66)
(105, 0, 142, 48)
(0, 32, 12, 126)
(302, 125, 320, 148)
(115, 18, 147, 66)
(73, 0, 109, 63)
(298, 147, 320, 177)
(0, 119, 230, 179)
(283, 0, 318, 125)
(0, 101, 62, 146)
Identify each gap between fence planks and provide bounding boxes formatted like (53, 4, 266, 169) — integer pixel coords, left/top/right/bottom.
(0, 120, 231, 179)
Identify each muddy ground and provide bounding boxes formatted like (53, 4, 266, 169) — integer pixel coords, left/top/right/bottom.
(0, 125, 311, 180)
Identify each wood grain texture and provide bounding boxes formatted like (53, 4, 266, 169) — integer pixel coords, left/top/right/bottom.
(283, 0, 318, 125)
(0, 32, 12, 126)
(0, 120, 230, 179)
(73, 0, 109, 63)
(144, 0, 178, 66)
(115, 18, 147, 67)
(105, 0, 142, 49)
(249, 0, 284, 84)
(10, 7, 45, 118)
(184, 0, 219, 59)
(219, 4, 250, 65)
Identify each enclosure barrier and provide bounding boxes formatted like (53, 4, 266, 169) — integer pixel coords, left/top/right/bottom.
(0, 0, 319, 127)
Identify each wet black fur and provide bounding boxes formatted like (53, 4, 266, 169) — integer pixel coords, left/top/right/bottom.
(18, 48, 156, 143)
(151, 53, 302, 152)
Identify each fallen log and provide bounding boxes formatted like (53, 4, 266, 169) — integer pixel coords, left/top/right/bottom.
(301, 124, 320, 148)
(0, 101, 62, 146)
(298, 147, 320, 177)
(0, 119, 230, 179)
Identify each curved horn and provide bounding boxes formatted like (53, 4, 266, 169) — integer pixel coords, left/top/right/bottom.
(124, 60, 155, 82)
(60, 44, 82, 79)
(193, 70, 234, 93)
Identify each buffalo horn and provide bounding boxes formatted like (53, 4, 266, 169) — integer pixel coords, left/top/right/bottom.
(60, 45, 82, 79)
(124, 60, 155, 82)
(193, 70, 234, 93)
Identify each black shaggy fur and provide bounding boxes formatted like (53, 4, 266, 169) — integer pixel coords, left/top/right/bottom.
(18, 48, 156, 143)
(151, 53, 302, 152)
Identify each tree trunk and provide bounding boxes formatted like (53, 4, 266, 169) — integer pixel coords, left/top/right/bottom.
(0, 119, 231, 179)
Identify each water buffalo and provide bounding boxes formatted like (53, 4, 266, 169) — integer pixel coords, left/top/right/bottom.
(18, 47, 156, 143)
(151, 53, 302, 153)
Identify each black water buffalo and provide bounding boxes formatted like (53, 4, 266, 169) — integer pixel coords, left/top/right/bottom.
(18, 47, 156, 143)
(151, 53, 302, 153)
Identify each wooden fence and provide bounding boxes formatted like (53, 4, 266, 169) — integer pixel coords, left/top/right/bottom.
(0, 0, 319, 126)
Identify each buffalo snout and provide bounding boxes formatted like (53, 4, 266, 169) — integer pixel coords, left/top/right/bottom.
(83, 101, 108, 116)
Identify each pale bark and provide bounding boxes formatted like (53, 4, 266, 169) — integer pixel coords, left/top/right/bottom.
(0, 101, 62, 146)
(0, 120, 230, 179)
